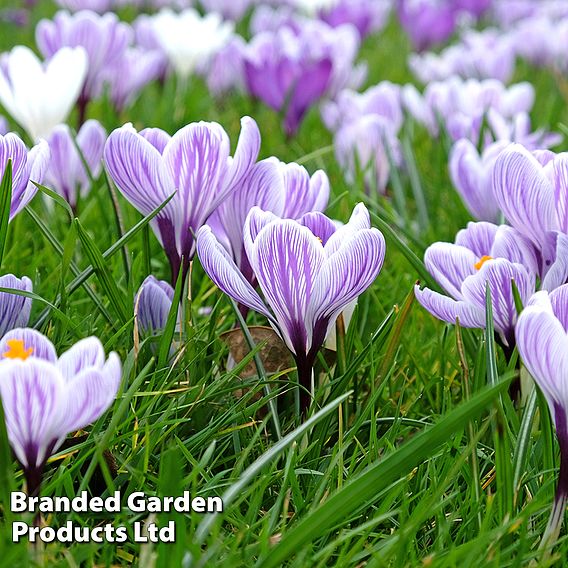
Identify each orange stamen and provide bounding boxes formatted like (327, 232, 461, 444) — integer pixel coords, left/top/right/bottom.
(3, 339, 33, 360)
(474, 255, 493, 271)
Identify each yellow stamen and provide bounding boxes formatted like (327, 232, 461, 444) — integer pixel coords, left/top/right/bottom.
(3, 339, 33, 360)
(474, 255, 493, 271)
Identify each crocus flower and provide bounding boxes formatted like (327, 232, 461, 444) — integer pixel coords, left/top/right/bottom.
(204, 35, 246, 97)
(0, 328, 121, 495)
(397, 0, 456, 52)
(207, 157, 330, 285)
(449, 138, 508, 223)
(200, 0, 254, 21)
(36, 10, 132, 123)
(104, 117, 261, 284)
(104, 47, 164, 114)
(245, 20, 364, 136)
(197, 203, 385, 412)
(44, 120, 106, 210)
(319, 0, 391, 38)
(334, 114, 402, 194)
(0, 274, 32, 336)
(0, 133, 50, 221)
(0, 46, 87, 142)
(134, 275, 175, 336)
(493, 144, 568, 287)
(516, 285, 568, 548)
(408, 29, 517, 84)
(415, 221, 537, 347)
(147, 8, 233, 81)
(133, 14, 170, 83)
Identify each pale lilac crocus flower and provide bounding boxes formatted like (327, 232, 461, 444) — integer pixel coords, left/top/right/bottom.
(415, 221, 538, 347)
(45, 120, 106, 210)
(104, 117, 261, 284)
(516, 285, 568, 548)
(0, 133, 50, 221)
(197, 203, 385, 412)
(0, 328, 121, 495)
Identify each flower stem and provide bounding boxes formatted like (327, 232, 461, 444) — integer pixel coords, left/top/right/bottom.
(294, 354, 314, 416)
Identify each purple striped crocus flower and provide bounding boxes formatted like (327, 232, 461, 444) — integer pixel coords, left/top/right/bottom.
(197, 203, 385, 412)
(0, 133, 50, 222)
(207, 157, 330, 286)
(449, 138, 508, 223)
(516, 285, 568, 548)
(134, 275, 175, 337)
(104, 47, 164, 114)
(0, 328, 121, 495)
(415, 221, 537, 347)
(493, 144, 568, 288)
(318, 0, 391, 38)
(104, 117, 261, 285)
(45, 120, 106, 210)
(0, 274, 32, 336)
(36, 10, 132, 124)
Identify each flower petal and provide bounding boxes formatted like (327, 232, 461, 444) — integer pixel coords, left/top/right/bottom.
(414, 285, 485, 329)
(0, 274, 32, 337)
(492, 143, 557, 247)
(248, 220, 325, 354)
(0, 358, 63, 468)
(0, 328, 57, 362)
(57, 337, 106, 381)
(196, 225, 273, 320)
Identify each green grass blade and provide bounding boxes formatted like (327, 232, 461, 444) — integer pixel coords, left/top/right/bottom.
(0, 159, 12, 268)
(259, 380, 511, 568)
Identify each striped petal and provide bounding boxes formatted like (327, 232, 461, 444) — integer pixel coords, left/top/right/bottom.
(492, 143, 557, 247)
(248, 220, 325, 354)
(310, 228, 385, 346)
(0, 328, 57, 362)
(0, 275, 32, 337)
(57, 337, 106, 381)
(0, 358, 63, 468)
(414, 285, 485, 329)
(196, 225, 272, 321)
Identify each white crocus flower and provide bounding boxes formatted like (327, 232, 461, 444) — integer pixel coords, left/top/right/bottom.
(150, 8, 233, 80)
(0, 46, 88, 142)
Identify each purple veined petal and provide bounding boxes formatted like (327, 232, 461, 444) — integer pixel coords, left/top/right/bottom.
(0, 275, 32, 337)
(492, 143, 558, 247)
(461, 259, 535, 341)
(76, 119, 106, 182)
(0, 133, 29, 198)
(196, 225, 273, 321)
(490, 225, 540, 276)
(0, 328, 57, 362)
(284, 58, 333, 136)
(449, 138, 503, 223)
(424, 242, 478, 300)
(297, 211, 337, 245)
(281, 163, 330, 219)
(215, 158, 285, 272)
(104, 124, 175, 218)
(516, 296, 568, 419)
(162, 121, 231, 241)
(0, 358, 64, 469)
(323, 202, 371, 257)
(11, 138, 50, 220)
(248, 220, 326, 355)
(243, 206, 281, 262)
(310, 228, 385, 345)
(542, 232, 568, 292)
(414, 284, 485, 329)
(55, 352, 121, 437)
(134, 275, 175, 335)
(551, 153, 568, 234)
(45, 124, 80, 205)
(220, 116, 261, 197)
(455, 221, 499, 258)
(56, 337, 106, 381)
(140, 127, 171, 153)
(548, 285, 568, 332)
